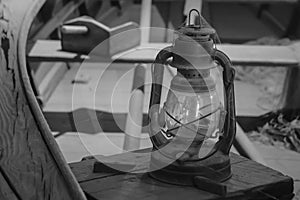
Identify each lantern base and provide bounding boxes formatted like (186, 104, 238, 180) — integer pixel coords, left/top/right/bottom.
(149, 150, 231, 186)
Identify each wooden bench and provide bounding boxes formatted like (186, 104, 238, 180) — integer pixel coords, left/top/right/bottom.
(69, 148, 294, 200)
(29, 39, 300, 66)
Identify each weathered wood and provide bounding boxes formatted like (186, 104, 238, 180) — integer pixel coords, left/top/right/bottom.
(69, 150, 293, 200)
(28, 40, 300, 67)
(0, 171, 19, 200)
(70, 149, 247, 183)
(0, 0, 86, 199)
(44, 109, 149, 134)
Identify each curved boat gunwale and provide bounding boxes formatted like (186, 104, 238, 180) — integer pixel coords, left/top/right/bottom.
(16, 0, 86, 199)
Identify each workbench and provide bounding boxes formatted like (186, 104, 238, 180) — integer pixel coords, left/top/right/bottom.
(69, 149, 294, 200)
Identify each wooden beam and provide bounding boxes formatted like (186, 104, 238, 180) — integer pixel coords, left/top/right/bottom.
(0, 0, 86, 199)
(140, 0, 152, 43)
(234, 124, 267, 165)
(38, 62, 69, 105)
(28, 40, 300, 67)
(43, 109, 150, 134)
(123, 64, 146, 151)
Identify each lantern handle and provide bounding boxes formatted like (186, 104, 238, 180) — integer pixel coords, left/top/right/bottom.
(187, 9, 201, 26)
(149, 46, 173, 149)
(213, 50, 236, 154)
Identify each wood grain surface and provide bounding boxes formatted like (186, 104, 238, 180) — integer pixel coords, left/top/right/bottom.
(0, 0, 86, 199)
(69, 150, 294, 200)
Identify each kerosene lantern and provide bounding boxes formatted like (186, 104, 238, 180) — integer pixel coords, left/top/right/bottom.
(148, 9, 236, 189)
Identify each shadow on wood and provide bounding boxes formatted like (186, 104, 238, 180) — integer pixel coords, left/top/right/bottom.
(44, 108, 150, 134)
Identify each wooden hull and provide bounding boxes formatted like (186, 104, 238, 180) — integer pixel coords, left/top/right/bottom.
(0, 0, 86, 199)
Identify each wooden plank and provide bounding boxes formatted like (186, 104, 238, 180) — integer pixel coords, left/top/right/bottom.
(217, 44, 297, 66)
(69, 149, 247, 183)
(123, 64, 146, 151)
(44, 109, 130, 133)
(56, 131, 239, 164)
(38, 62, 69, 105)
(43, 63, 138, 112)
(140, 0, 152, 43)
(28, 40, 300, 66)
(0, 171, 19, 200)
(69, 150, 293, 200)
(0, 0, 86, 199)
(43, 63, 265, 127)
(42, 63, 266, 141)
(234, 123, 266, 164)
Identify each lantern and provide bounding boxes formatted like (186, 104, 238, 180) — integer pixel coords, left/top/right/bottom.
(148, 9, 236, 186)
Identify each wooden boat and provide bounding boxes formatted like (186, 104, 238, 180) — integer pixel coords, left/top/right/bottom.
(0, 0, 298, 199)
